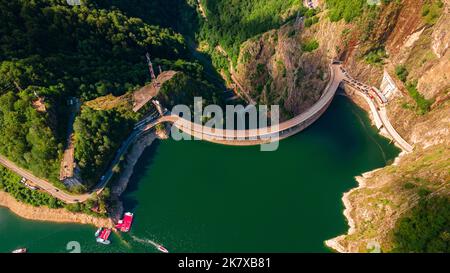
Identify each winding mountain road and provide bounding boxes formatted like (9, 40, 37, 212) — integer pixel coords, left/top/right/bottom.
(0, 155, 90, 203)
(0, 64, 412, 203)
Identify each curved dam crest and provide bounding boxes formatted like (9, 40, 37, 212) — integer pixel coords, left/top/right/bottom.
(0, 95, 401, 253)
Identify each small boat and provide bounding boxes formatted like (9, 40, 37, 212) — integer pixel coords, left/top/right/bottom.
(157, 245, 169, 253)
(12, 248, 27, 253)
(115, 212, 134, 232)
(96, 228, 111, 245)
(95, 227, 102, 237)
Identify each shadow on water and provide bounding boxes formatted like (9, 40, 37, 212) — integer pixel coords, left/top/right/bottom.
(0, 93, 403, 253)
(121, 139, 161, 212)
(301, 94, 400, 180)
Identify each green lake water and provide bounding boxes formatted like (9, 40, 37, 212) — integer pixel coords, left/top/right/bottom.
(0, 96, 399, 253)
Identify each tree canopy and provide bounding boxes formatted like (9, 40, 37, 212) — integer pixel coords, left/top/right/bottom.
(392, 196, 450, 253)
(198, 0, 302, 64)
(0, 0, 222, 187)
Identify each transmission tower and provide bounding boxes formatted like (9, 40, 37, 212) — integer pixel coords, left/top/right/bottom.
(146, 52, 157, 81)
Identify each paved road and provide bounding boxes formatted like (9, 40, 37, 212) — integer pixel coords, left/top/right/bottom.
(0, 155, 90, 203)
(340, 68, 413, 153)
(378, 106, 414, 152)
(147, 64, 412, 153)
(143, 64, 342, 143)
(0, 64, 412, 203)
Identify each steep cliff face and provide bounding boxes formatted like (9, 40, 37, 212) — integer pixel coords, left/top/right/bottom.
(233, 12, 345, 120)
(325, 0, 450, 252)
(221, 1, 448, 252)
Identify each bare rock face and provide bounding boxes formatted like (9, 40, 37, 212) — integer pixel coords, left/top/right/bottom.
(233, 15, 345, 120)
(418, 9, 450, 99)
(234, 26, 322, 120)
(410, 103, 450, 149)
(385, 0, 423, 61)
(327, 0, 450, 253)
(417, 51, 450, 100)
(432, 0, 450, 58)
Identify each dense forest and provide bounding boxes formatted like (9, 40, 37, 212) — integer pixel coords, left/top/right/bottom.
(157, 72, 221, 109)
(0, 91, 61, 180)
(0, 166, 63, 208)
(198, 0, 302, 65)
(73, 107, 135, 188)
(96, 0, 200, 36)
(392, 196, 449, 253)
(0, 0, 375, 190)
(0, 0, 223, 191)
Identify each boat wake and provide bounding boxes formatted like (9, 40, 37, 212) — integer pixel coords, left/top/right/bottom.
(131, 235, 158, 247)
(131, 235, 169, 253)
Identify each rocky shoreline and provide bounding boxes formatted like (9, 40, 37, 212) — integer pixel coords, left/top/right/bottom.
(109, 126, 169, 221)
(0, 126, 169, 228)
(324, 165, 393, 252)
(0, 191, 114, 228)
(325, 91, 407, 253)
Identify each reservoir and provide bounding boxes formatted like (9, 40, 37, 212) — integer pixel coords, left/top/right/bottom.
(0, 96, 399, 253)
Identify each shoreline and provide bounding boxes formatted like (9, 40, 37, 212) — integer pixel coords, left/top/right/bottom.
(110, 127, 169, 221)
(0, 191, 113, 228)
(0, 128, 168, 228)
(325, 91, 407, 253)
(325, 151, 407, 253)
(0, 91, 404, 251)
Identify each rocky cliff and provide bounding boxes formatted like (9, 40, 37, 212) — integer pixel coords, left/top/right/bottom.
(231, 0, 449, 252)
(232, 10, 346, 120)
(327, 0, 449, 252)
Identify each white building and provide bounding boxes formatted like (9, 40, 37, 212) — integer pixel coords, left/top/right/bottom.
(380, 70, 400, 100)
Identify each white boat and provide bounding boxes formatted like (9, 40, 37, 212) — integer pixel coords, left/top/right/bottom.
(115, 212, 134, 232)
(157, 245, 169, 253)
(95, 227, 102, 237)
(12, 248, 27, 253)
(96, 237, 111, 245)
(96, 228, 111, 245)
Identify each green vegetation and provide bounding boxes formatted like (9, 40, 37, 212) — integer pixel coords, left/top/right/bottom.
(392, 196, 450, 253)
(0, 0, 221, 188)
(301, 40, 320, 52)
(326, 0, 366, 22)
(276, 60, 287, 78)
(0, 166, 62, 208)
(73, 107, 135, 188)
(98, 0, 200, 36)
(299, 6, 320, 28)
(364, 47, 388, 65)
(395, 65, 409, 83)
(304, 16, 320, 28)
(406, 81, 433, 115)
(421, 0, 444, 25)
(64, 189, 109, 217)
(0, 90, 61, 182)
(198, 0, 302, 64)
(0, 0, 187, 100)
(157, 72, 222, 109)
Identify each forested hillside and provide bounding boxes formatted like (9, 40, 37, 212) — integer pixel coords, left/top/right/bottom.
(96, 0, 200, 36)
(0, 0, 221, 189)
(73, 107, 134, 188)
(198, 0, 302, 64)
